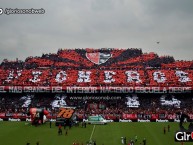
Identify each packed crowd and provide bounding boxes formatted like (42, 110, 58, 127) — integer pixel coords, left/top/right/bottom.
(0, 48, 185, 70)
(0, 69, 193, 87)
(0, 68, 193, 87)
(0, 93, 192, 120)
(0, 48, 192, 121)
(0, 48, 192, 87)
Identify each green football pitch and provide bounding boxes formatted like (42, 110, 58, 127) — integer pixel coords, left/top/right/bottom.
(0, 121, 191, 145)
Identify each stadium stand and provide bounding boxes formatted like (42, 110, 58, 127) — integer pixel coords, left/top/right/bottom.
(0, 48, 192, 122)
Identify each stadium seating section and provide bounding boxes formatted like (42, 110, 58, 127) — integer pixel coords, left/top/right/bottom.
(0, 48, 192, 87)
(0, 93, 192, 120)
(0, 48, 193, 121)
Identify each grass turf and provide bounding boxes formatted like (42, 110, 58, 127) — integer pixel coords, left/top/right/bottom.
(0, 121, 192, 145)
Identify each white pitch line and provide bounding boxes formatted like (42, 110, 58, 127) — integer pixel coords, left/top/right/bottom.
(89, 125, 96, 141)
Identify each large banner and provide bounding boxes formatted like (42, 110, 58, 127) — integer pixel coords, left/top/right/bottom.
(0, 86, 192, 93)
(0, 69, 193, 89)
